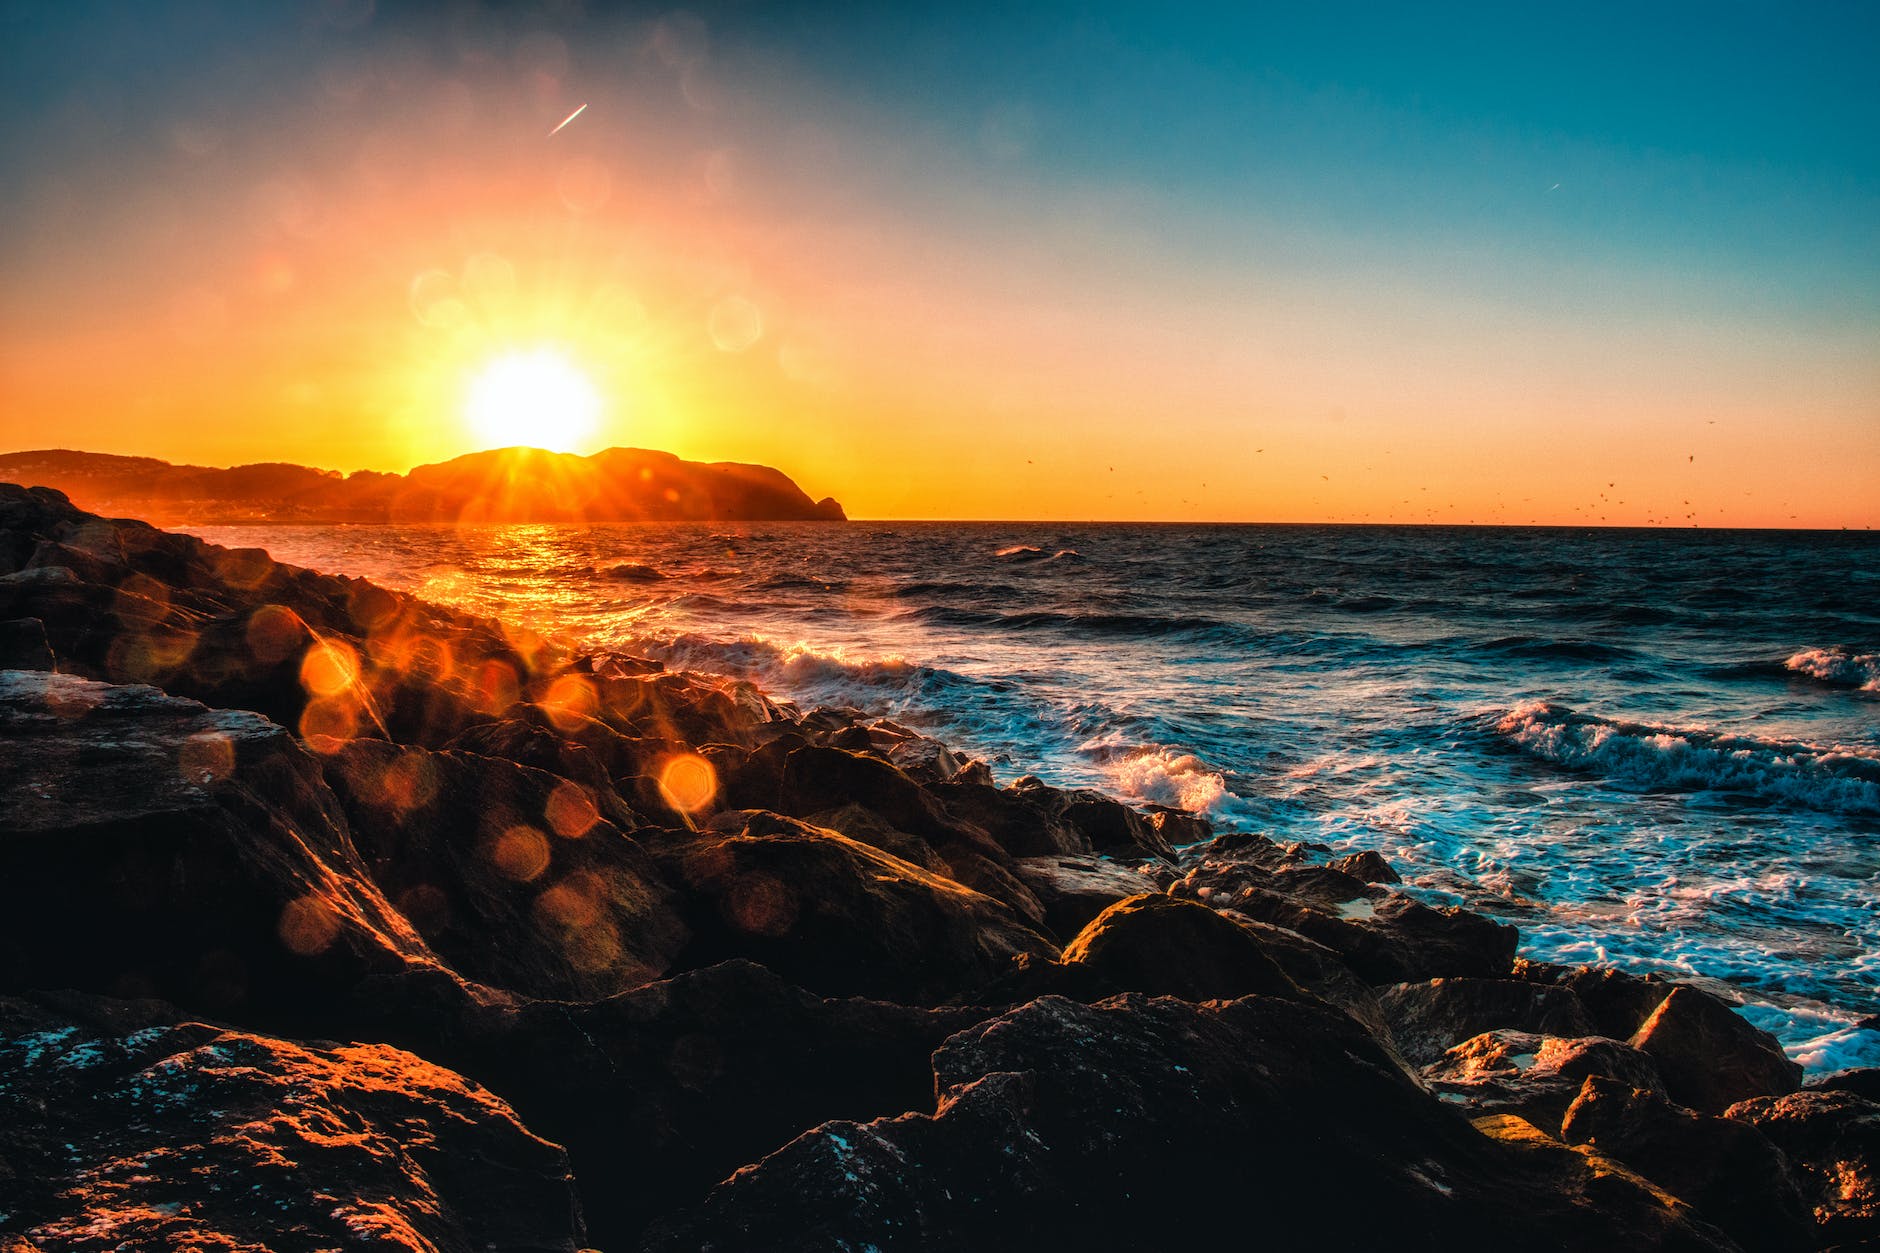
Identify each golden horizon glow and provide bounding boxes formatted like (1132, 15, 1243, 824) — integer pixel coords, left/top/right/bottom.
(464, 347, 602, 455)
(1, 12, 1874, 529)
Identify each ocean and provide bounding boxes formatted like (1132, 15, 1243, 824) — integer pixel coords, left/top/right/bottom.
(190, 520, 1880, 1072)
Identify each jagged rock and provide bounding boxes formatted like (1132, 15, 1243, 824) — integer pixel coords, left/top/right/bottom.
(1465, 1114, 1735, 1251)
(433, 960, 988, 1248)
(929, 774, 1175, 863)
(1060, 893, 1303, 1002)
(0, 671, 439, 1034)
(1726, 1087, 1880, 1246)
(1559, 1075, 1813, 1251)
(0, 617, 53, 671)
(596, 670, 764, 747)
(1217, 909, 1393, 1037)
(1012, 853, 1162, 937)
(0, 993, 583, 1252)
(1809, 1067, 1880, 1101)
(645, 994, 1735, 1252)
(1515, 962, 1678, 1040)
(648, 811, 1057, 1001)
(1142, 804, 1213, 847)
(885, 733, 964, 782)
(1179, 860, 1517, 984)
(926, 844, 1049, 928)
(1331, 849, 1403, 884)
(928, 775, 1086, 857)
(0, 484, 539, 747)
(1424, 1030, 1665, 1127)
(1267, 863, 1380, 910)
(322, 739, 690, 1001)
(1629, 985, 1802, 1112)
(1378, 978, 1598, 1064)
(780, 745, 986, 851)
(1183, 829, 1295, 868)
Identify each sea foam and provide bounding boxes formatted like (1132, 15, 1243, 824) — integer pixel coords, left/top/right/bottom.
(1784, 647, 1880, 691)
(1493, 700, 1880, 815)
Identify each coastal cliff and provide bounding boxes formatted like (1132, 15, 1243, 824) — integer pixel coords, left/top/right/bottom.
(0, 481, 1870, 1251)
(0, 446, 847, 525)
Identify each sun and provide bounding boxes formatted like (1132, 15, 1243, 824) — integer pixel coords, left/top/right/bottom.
(464, 347, 602, 453)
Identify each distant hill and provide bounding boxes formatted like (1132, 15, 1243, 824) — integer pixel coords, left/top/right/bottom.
(0, 447, 847, 524)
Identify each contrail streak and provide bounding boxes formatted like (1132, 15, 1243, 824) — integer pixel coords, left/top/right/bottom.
(548, 103, 588, 136)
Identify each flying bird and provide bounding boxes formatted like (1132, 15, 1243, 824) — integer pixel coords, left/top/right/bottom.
(548, 103, 589, 137)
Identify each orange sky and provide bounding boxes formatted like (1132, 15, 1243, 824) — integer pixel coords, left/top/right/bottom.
(2, 8, 1875, 527)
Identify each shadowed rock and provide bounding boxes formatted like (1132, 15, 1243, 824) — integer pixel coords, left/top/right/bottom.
(1726, 1086, 1880, 1246)
(322, 739, 690, 1001)
(1176, 858, 1518, 984)
(1060, 893, 1304, 1002)
(1423, 1030, 1666, 1128)
(0, 992, 583, 1252)
(1560, 1074, 1813, 1251)
(1378, 977, 1598, 1064)
(648, 811, 1058, 1001)
(430, 960, 989, 1247)
(1629, 985, 1802, 1113)
(0, 671, 442, 1034)
(645, 993, 1736, 1252)
(1012, 853, 1163, 938)
(1331, 848, 1403, 883)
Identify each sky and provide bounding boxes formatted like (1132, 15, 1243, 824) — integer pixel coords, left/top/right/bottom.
(1, 0, 1876, 525)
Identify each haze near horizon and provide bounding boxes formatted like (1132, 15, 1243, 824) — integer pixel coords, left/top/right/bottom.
(1, 1, 1875, 525)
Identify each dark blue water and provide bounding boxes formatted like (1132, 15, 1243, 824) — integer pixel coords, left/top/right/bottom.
(194, 522, 1880, 1070)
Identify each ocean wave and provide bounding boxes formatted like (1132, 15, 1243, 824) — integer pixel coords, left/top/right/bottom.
(1784, 647, 1880, 691)
(994, 545, 1082, 564)
(598, 561, 666, 582)
(887, 579, 1027, 601)
(1479, 636, 1640, 663)
(896, 605, 1232, 639)
(1080, 733, 1230, 812)
(1492, 700, 1880, 815)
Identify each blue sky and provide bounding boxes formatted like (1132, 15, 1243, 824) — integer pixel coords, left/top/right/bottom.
(2, 1, 1875, 522)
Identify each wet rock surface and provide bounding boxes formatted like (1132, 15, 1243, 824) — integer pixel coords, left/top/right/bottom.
(0, 483, 1865, 1251)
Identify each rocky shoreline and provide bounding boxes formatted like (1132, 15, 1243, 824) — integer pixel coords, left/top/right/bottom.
(0, 481, 1872, 1251)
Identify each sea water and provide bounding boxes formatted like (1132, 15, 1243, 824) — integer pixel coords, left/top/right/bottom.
(190, 521, 1880, 1072)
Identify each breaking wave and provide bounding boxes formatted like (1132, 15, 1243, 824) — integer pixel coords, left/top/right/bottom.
(1784, 647, 1880, 691)
(1493, 700, 1880, 815)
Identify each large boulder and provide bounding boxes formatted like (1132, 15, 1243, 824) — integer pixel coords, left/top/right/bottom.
(322, 739, 690, 1001)
(929, 774, 1175, 862)
(1176, 859, 1517, 983)
(1514, 961, 1679, 1040)
(0, 992, 583, 1252)
(1378, 977, 1598, 1064)
(1726, 1087, 1880, 1247)
(1629, 985, 1802, 1113)
(0, 671, 441, 1034)
(1561, 1075, 1814, 1251)
(1012, 854, 1164, 938)
(649, 812, 1057, 1001)
(1423, 1030, 1666, 1128)
(1060, 893, 1302, 1002)
(644, 993, 1734, 1252)
(436, 960, 989, 1248)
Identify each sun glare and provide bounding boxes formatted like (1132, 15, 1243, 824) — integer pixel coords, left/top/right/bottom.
(465, 348, 602, 453)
